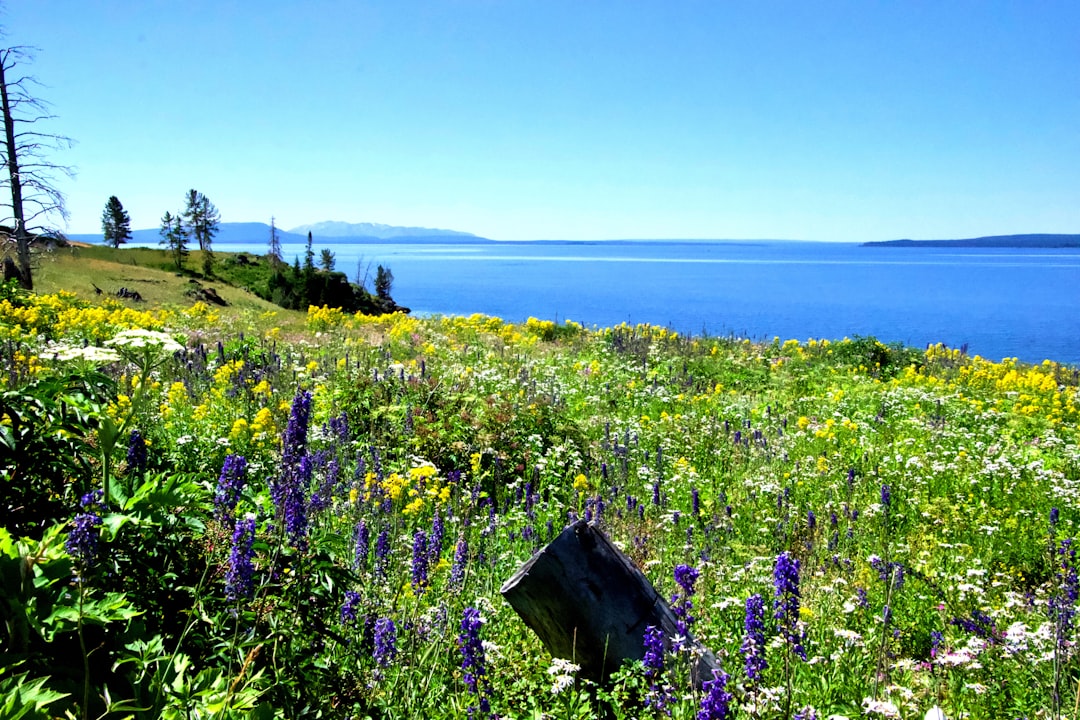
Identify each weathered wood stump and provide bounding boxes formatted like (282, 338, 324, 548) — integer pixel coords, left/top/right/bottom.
(500, 520, 720, 685)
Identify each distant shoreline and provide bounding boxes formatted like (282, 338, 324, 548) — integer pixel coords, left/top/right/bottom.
(863, 233, 1080, 249)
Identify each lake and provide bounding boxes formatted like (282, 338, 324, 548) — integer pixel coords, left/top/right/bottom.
(220, 240, 1080, 365)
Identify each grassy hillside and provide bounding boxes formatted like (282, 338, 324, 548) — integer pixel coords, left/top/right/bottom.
(35, 243, 288, 313)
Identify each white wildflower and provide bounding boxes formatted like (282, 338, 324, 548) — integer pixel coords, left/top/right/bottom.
(548, 658, 580, 695)
(105, 328, 183, 353)
(861, 697, 900, 717)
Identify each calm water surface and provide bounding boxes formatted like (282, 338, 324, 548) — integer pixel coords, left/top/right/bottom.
(223, 240, 1080, 365)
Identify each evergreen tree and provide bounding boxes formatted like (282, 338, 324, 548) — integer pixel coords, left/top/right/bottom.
(158, 210, 188, 271)
(319, 248, 336, 271)
(303, 231, 315, 274)
(268, 216, 282, 265)
(101, 195, 132, 248)
(375, 265, 394, 301)
(182, 189, 220, 276)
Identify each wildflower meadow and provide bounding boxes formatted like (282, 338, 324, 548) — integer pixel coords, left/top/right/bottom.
(3, 282, 1080, 719)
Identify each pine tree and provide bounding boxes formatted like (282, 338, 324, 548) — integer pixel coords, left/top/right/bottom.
(182, 189, 220, 276)
(303, 231, 315, 274)
(159, 210, 188, 271)
(319, 248, 336, 271)
(268, 216, 282, 265)
(101, 195, 132, 248)
(375, 265, 394, 301)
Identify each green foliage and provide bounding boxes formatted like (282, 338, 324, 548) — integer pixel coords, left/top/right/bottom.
(182, 189, 220, 277)
(0, 667, 69, 720)
(375, 264, 393, 301)
(0, 372, 113, 535)
(101, 195, 132, 249)
(158, 210, 188, 272)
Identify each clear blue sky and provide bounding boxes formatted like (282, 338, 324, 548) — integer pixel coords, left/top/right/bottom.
(4, 1, 1079, 241)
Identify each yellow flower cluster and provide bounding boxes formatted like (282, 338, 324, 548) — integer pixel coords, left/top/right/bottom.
(55, 303, 170, 343)
(361, 463, 451, 515)
(0, 292, 169, 343)
(307, 304, 348, 332)
(184, 301, 220, 325)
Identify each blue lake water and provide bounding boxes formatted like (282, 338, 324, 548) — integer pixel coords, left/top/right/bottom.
(221, 240, 1080, 365)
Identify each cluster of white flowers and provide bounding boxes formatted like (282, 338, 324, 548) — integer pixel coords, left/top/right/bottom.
(547, 658, 580, 695)
(42, 341, 121, 364)
(104, 328, 184, 354)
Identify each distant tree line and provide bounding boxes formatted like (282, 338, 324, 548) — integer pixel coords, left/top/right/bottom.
(99, 194, 405, 315)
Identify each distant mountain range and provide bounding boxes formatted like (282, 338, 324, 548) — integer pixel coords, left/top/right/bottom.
(863, 233, 1080, 248)
(67, 220, 490, 246)
(288, 221, 478, 239)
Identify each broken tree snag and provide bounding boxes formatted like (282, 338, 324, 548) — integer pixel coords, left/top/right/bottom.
(500, 520, 720, 685)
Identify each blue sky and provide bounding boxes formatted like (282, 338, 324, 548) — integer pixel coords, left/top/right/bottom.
(5, 1, 1079, 241)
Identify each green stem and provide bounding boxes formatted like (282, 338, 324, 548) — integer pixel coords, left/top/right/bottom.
(77, 581, 90, 720)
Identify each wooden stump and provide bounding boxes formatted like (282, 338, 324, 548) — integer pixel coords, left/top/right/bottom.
(500, 520, 720, 685)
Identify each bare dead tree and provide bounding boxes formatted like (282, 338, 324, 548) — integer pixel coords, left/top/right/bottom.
(0, 46, 74, 289)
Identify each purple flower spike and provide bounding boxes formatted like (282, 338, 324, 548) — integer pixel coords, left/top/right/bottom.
(214, 453, 248, 521)
(373, 617, 397, 667)
(774, 551, 806, 660)
(741, 593, 767, 685)
(697, 668, 732, 720)
(225, 515, 256, 602)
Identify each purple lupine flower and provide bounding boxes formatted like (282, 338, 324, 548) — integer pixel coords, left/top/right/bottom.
(1051, 506, 1061, 527)
(280, 389, 311, 470)
(309, 458, 340, 513)
(429, 511, 445, 565)
(450, 537, 468, 588)
(411, 530, 429, 593)
(282, 454, 312, 547)
(672, 563, 700, 638)
(214, 453, 248, 521)
(675, 564, 699, 596)
(880, 484, 891, 511)
(1050, 538, 1079, 650)
(741, 593, 768, 684)
(66, 489, 104, 580)
(328, 412, 349, 444)
(373, 617, 397, 667)
(225, 515, 257, 602)
(930, 630, 944, 658)
(459, 607, 490, 716)
(374, 529, 390, 579)
(691, 487, 701, 516)
(126, 429, 148, 476)
(272, 389, 313, 549)
(696, 668, 732, 720)
(774, 551, 806, 659)
(950, 609, 999, 641)
(642, 624, 670, 710)
(353, 520, 370, 569)
(340, 590, 361, 624)
(807, 510, 816, 531)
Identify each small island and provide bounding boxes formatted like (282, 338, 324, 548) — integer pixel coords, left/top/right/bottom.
(863, 233, 1080, 248)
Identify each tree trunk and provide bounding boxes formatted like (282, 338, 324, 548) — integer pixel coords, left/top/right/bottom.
(500, 520, 721, 685)
(0, 56, 32, 290)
